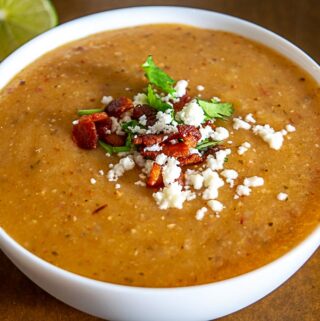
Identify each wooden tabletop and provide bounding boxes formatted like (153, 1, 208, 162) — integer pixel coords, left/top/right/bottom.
(1, 1, 319, 320)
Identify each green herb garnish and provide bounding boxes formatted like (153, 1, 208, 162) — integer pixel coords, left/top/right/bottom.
(198, 99, 234, 120)
(78, 108, 104, 116)
(99, 140, 132, 154)
(142, 56, 176, 95)
(196, 140, 219, 150)
(147, 84, 173, 111)
(121, 120, 140, 133)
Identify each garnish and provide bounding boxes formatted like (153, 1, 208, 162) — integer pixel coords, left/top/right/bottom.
(147, 84, 173, 111)
(198, 99, 234, 120)
(72, 56, 237, 212)
(196, 140, 219, 150)
(99, 140, 131, 154)
(142, 56, 176, 95)
(78, 108, 104, 116)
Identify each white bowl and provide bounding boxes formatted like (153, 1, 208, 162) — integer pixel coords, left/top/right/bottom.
(0, 6, 319, 321)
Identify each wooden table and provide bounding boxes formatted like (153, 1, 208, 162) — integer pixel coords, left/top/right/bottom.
(1, 1, 319, 320)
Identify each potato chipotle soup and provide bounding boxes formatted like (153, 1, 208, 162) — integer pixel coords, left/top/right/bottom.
(0, 25, 319, 287)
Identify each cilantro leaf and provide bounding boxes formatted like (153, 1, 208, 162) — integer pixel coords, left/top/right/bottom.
(142, 56, 176, 95)
(196, 140, 219, 150)
(121, 120, 139, 133)
(198, 99, 234, 120)
(147, 84, 173, 112)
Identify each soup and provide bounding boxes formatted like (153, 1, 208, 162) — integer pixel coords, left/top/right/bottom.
(0, 24, 319, 287)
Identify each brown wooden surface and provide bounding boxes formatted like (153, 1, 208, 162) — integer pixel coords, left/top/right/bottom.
(1, 1, 319, 320)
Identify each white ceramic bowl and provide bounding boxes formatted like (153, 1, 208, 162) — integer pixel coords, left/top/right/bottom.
(0, 6, 319, 321)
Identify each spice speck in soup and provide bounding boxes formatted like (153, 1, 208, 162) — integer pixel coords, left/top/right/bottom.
(0, 24, 319, 287)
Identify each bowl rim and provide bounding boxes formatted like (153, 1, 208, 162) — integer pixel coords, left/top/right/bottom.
(0, 5, 319, 293)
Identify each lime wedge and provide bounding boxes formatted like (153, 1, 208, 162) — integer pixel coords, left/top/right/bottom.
(0, 0, 58, 60)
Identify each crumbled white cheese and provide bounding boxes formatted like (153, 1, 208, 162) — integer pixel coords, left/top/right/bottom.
(195, 207, 207, 220)
(153, 182, 193, 209)
(139, 114, 147, 126)
(144, 144, 163, 152)
(101, 95, 113, 105)
(237, 142, 251, 155)
(185, 170, 204, 190)
(162, 157, 181, 186)
(206, 149, 231, 171)
(252, 124, 284, 150)
(201, 169, 224, 200)
(233, 117, 251, 130)
(155, 153, 168, 165)
(110, 117, 125, 135)
(115, 183, 121, 189)
(133, 151, 146, 167)
(244, 176, 264, 187)
(244, 113, 256, 123)
(207, 200, 224, 212)
(199, 125, 215, 142)
(221, 169, 238, 187)
(72, 120, 79, 125)
(236, 185, 251, 196)
(133, 93, 147, 106)
(286, 124, 296, 132)
(90, 178, 96, 185)
(211, 127, 229, 141)
(196, 85, 205, 91)
(176, 100, 205, 127)
(174, 80, 188, 97)
(98, 170, 104, 176)
(146, 110, 177, 134)
(107, 156, 135, 181)
(277, 192, 288, 201)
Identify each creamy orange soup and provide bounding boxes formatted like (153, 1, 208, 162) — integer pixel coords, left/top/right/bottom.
(0, 25, 319, 287)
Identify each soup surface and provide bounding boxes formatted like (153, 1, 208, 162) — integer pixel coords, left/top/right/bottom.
(0, 24, 319, 287)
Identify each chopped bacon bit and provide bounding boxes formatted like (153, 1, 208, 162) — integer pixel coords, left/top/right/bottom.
(140, 150, 160, 160)
(72, 121, 98, 149)
(79, 112, 108, 123)
(133, 134, 165, 146)
(102, 133, 127, 146)
(178, 154, 203, 166)
(132, 104, 157, 126)
(96, 118, 112, 137)
(147, 163, 163, 187)
(105, 97, 133, 117)
(177, 124, 201, 147)
(162, 142, 190, 158)
(173, 94, 192, 112)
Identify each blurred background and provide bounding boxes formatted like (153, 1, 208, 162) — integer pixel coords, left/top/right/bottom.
(52, 0, 320, 62)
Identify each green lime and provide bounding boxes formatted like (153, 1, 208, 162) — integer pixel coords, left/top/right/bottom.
(0, 0, 58, 60)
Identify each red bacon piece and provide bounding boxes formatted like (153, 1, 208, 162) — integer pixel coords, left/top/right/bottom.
(72, 112, 108, 149)
(79, 112, 108, 123)
(72, 121, 98, 149)
(162, 142, 190, 158)
(133, 134, 165, 146)
(140, 150, 160, 160)
(177, 124, 201, 147)
(105, 97, 133, 117)
(178, 153, 203, 166)
(96, 118, 112, 137)
(173, 94, 192, 112)
(132, 105, 157, 126)
(147, 163, 163, 188)
(202, 120, 216, 130)
(102, 133, 126, 146)
(203, 145, 225, 159)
